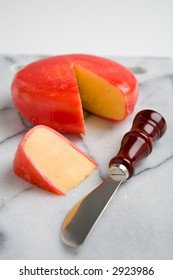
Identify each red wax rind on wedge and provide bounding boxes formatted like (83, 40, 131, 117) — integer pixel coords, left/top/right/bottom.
(11, 54, 139, 134)
(13, 125, 97, 195)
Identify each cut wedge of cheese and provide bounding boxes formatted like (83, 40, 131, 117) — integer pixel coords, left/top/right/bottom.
(13, 125, 97, 195)
(11, 54, 139, 134)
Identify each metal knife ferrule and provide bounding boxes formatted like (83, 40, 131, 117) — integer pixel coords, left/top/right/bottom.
(108, 163, 129, 182)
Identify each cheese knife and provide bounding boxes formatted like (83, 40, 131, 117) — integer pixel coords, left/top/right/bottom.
(61, 109, 166, 247)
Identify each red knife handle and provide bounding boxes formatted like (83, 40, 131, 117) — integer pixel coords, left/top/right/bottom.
(109, 109, 167, 178)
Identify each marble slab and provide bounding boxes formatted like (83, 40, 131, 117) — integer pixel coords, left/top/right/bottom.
(0, 55, 173, 260)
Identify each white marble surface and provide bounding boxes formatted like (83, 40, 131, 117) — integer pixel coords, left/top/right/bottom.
(0, 55, 173, 260)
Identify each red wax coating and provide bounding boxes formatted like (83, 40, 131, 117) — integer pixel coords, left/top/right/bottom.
(109, 109, 167, 178)
(11, 54, 139, 134)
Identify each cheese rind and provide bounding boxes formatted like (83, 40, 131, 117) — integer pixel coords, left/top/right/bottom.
(13, 125, 97, 195)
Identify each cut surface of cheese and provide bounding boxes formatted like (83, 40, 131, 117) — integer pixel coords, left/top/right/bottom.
(14, 125, 97, 195)
(74, 65, 126, 120)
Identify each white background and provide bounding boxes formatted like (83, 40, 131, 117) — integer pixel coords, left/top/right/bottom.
(0, 0, 173, 57)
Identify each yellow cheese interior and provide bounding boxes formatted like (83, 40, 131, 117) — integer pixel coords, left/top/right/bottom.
(24, 127, 96, 193)
(74, 65, 126, 120)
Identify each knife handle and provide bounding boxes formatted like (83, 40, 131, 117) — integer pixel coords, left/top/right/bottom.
(109, 109, 167, 179)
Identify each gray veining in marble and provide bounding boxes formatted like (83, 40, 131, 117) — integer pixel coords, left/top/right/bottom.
(0, 55, 173, 260)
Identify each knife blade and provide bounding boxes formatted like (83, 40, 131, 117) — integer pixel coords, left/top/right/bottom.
(61, 109, 167, 247)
